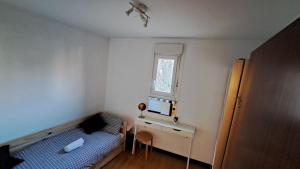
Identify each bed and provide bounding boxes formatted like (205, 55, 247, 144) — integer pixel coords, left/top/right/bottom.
(3, 113, 127, 169)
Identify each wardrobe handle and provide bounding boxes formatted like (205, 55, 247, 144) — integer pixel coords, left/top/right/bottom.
(173, 129, 181, 132)
(145, 122, 152, 125)
(237, 96, 243, 108)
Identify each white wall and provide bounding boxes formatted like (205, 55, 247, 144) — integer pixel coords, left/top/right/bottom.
(105, 38, 262, 164)
(0, 3, 109, 143)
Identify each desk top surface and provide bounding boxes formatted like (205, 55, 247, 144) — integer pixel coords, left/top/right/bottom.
(136, 116, 196, 134)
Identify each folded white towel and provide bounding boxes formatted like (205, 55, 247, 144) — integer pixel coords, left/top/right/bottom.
(64, 138, 84, 153)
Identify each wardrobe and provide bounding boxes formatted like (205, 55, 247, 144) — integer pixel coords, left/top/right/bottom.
(213, 18, 300, 169)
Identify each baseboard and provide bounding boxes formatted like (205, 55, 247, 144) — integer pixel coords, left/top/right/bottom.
(148, 147, 211, 169)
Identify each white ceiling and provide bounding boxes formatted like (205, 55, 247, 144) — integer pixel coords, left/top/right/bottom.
(1, 0, 299, 39)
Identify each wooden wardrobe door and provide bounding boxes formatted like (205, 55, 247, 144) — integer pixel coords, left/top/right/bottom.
(212, 59, 246, 169)
(222, 18, 300, 169)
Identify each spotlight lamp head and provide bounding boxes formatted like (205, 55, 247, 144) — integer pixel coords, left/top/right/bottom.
(126, 7, 134, 16)
(144, 18, 149, 27)
(140, 13, 145, 21)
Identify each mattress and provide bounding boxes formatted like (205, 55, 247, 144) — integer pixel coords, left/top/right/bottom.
(14, 128, 121, 169)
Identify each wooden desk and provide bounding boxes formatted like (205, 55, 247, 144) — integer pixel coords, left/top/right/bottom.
(132, 117, 196, 169)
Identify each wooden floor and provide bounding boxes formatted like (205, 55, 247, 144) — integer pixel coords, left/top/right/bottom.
(102, 149, 208, 169)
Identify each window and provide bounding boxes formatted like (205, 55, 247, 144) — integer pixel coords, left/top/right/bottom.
(150, 43, 183, 100)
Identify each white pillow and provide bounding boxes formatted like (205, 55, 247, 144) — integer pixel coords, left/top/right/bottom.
(64, 138, 84, 153)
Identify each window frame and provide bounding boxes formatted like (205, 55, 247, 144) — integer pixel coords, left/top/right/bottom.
(150, 53, 181, 100)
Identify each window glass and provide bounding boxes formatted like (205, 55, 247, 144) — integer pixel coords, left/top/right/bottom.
(154, 58, 175, 93)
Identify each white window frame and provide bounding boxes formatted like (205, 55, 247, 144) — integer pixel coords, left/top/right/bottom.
(150, 54, 181, 100)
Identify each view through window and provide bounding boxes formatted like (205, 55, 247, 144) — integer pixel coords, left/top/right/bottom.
(154, 58, 175, 93)
(151, 54, 179, 99)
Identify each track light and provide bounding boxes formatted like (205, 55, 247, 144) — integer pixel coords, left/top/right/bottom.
(125, 1, 150, 27)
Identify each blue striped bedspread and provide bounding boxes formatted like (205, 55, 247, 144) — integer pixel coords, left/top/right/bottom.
(14, 128, 121, 169)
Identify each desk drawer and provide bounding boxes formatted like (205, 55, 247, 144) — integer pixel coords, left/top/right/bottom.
(136, 120, 162, 130)
(161, 127, 193, 138)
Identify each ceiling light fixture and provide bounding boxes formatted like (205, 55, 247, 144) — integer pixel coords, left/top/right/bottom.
(126, 1, 150, 27)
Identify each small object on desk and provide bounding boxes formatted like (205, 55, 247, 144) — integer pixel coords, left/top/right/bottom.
(138, 103, 146, 118)
(172, 116, 179, 125)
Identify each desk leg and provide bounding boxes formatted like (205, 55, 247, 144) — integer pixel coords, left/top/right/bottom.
(132, 124, 137, 155)
(186, 137, 194, 169)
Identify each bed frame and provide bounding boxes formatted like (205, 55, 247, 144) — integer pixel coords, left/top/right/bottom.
(1, 114, 127, 169)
